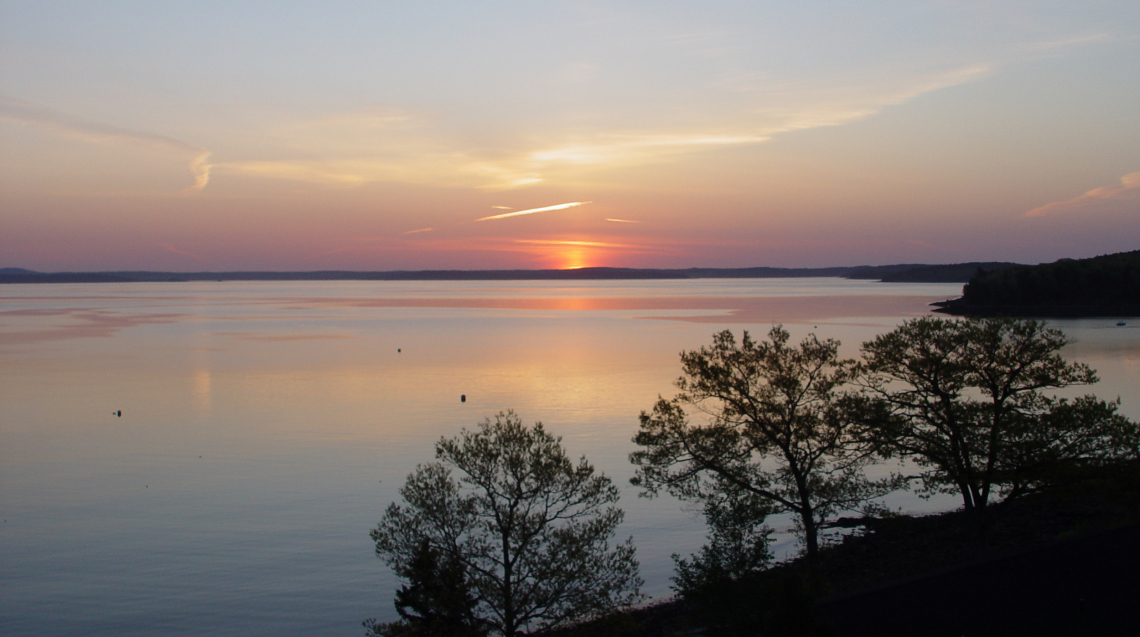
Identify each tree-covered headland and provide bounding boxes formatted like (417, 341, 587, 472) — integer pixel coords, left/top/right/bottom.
(936, 249, 1140, 316)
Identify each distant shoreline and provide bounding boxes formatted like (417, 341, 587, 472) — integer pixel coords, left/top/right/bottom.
(932, 299, 1140, 319)
(0, 262, 1016, 284)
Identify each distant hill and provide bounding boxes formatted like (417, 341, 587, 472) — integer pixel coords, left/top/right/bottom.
(935, 250, 1140, 317)
(843, 264, 929, 279)
(0, 267, 38, 274)
(878, 262, 1022, 283)
(845, 262, 1023, 282)
(0, 266, 854, 283)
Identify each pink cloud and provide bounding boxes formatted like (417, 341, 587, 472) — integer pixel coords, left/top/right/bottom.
(1024, 172, 1140, 217)
(159, 243, 207, 261)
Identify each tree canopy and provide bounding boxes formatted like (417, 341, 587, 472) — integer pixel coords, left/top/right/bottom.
(364, 538, 486, 637)
(631, 327, 900, 559)
(371, 412, 642, 637)
(860, 317, 1139, 510)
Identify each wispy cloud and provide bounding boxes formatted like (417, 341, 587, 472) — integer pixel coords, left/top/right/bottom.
(475, 201, 592, 221)
(402, 227, 434, 235)
(0, 96, 213, 191)
(523, 134, 769, 168)
(1023, 33, 1114, 52)
(182, 58, 998, 193)
(213, 160, 379, 187)
(491, 205, 513, 210)
(1024, 172, 1140, 217)
(513, 239, 640, 249)
(159, 243, 207, 261)
(458, 64, 992, 188)
(605, 218, 640, 223)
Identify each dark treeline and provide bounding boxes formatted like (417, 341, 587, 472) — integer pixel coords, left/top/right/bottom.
(875, 261, 1021, 283)
(0, 262, 1024, 284)
(370, 317, 1139, 637)
(937, 249, 1140, 316)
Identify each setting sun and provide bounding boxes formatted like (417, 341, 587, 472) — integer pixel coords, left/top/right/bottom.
(559, 246, 590, 270)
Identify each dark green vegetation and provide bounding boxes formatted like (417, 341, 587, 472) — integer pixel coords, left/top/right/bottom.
(0, 262, 1020, 284)
(370, 412, 642, 637)
(936, 249, 1140, 316)
(374, 318, 1137, 635)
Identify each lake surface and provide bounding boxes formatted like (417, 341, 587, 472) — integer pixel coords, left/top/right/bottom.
(2, 279, 1137, 636)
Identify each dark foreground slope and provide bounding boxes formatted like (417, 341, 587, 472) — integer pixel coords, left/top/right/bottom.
(822, 523, 1140, 637)
(552, 464, 1140, 637)
(936, 250, 1140, 317)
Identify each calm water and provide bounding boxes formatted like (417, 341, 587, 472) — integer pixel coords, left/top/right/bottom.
(2, 279, 1137, 636)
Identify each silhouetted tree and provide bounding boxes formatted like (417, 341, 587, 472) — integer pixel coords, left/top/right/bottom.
(631, 327, 900, 560)
(671, 484, 774, 596)
(372, 412, 642, 637)
(364, 539, 486, 637)
(860, 317, 1139, 510)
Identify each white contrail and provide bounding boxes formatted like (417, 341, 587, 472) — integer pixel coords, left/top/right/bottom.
(475, 201, 591, 221)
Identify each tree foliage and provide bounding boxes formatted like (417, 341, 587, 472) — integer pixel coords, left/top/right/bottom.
(860, 317, 1139, 510)
(671, 484, 774, 596)
(631, 327, 900, 559)
(364, 539, 486, 637)
(371, 412, 642, 637)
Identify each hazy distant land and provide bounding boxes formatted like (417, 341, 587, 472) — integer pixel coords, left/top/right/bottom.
(0, 262, 1021, 284)
(11, 252, 1136, 317)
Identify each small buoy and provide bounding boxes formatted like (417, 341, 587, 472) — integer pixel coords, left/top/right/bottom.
(461, 394, 466, 403)
(114, 410, 121, 417)
(398, 348, 401, 353)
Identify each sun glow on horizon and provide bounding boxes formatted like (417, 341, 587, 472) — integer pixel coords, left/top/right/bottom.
(559, 246, 590, 270)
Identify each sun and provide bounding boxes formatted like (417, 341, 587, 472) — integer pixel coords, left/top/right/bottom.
(560, 246, 590, 270)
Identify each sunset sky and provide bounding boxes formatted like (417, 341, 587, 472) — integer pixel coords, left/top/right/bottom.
(2, 1, 1138, 271)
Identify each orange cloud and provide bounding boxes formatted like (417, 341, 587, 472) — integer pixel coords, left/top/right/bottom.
(513, 239, 638, 249)
(1024, 172, 1140, 217)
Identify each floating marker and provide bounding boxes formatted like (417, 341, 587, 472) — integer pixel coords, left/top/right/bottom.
(461, 394, 466, 403)
(114, 410, 121, 417)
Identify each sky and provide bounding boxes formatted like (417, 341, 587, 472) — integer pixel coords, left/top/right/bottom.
(1, 1, 1138, 272)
